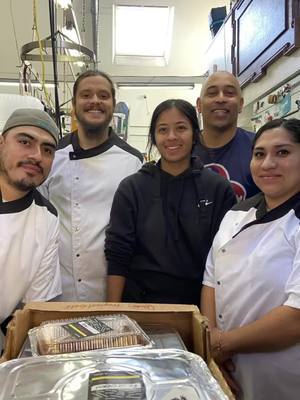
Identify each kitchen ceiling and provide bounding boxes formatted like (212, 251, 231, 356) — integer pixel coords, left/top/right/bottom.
(0, 0, 230, 106)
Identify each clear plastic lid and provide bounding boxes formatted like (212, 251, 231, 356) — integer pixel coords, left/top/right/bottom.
(0, 348, 229, 399)
(28, 314, 153, 355)
(19, 325, 186, 358)
(142, 325, 187, 350)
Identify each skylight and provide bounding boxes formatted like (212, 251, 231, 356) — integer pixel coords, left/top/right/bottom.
(113, 5, 174, 66)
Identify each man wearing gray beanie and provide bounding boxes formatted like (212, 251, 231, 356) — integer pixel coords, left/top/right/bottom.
(0, 108, 62, 350)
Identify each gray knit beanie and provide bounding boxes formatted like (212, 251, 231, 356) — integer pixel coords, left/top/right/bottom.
(2, 108, 59, 145)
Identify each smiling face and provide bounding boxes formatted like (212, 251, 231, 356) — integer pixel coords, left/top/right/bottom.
(154, 107, 194, 175)
(250, 127, 300, 209)
(0, 126, 56, 197)
(197, 71, 244, 131)
(72, 75, 115, 134)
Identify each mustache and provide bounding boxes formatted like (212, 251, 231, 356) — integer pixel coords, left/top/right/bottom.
(18, 160, 43, 174)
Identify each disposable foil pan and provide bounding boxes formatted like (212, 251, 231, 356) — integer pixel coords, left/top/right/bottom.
(0, 349, 228, 399)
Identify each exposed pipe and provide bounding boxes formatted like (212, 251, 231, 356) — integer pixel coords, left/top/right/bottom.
(91, 0, 99, 66)
(48, 0, 62, 137)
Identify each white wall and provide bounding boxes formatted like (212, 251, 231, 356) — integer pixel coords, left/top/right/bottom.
(117, 84, 202, 152)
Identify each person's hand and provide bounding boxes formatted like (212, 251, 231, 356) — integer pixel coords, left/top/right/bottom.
(219, 359, 242, 398)
(210, 328, 241, 397)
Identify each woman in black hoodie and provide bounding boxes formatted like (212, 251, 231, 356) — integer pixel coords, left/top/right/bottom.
(105, 99, 236, 305)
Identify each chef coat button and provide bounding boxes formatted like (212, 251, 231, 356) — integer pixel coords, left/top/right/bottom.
(218, 314, 223, 319)
(75, 177, 79, 180)
(221, 248, 226, 253)
(217, 281, 221, 285)
(78, 278, 82, 282)
(76, 253, 80, 257)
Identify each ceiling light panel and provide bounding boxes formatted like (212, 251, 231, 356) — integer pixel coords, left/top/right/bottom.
(113, 5, 174, 65)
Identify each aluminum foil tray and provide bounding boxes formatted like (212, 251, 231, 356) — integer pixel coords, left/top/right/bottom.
(28, 314, 152, 355)
(0, 349, 228, 399)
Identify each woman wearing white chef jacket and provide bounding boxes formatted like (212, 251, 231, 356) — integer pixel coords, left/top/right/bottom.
(201, 118, 300, 400)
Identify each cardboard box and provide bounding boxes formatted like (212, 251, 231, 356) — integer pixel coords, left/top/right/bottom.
(1, 302, 234, 399)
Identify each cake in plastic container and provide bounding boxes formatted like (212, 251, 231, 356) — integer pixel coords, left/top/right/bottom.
(28, 314, 152, 356)
(0, 348, 229, 400)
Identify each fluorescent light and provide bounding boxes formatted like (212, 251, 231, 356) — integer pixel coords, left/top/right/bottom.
(117, 84, 195, 90)
(0, 82, 55, 88)
(115, 6, 171, 56)
(113, 5, 174, 66)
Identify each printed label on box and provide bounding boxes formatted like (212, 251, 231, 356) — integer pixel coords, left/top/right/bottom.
(62, 317, 113, 338)
(88, 370, 146, 399)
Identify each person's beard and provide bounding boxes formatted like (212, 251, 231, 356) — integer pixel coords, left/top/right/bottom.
(85, 125, 108, 139)
(75, 110, 111, 138)
(6, 176, 36, 192)
(0, 159, 45, 193)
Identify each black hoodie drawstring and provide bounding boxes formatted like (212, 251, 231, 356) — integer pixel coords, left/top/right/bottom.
(173, 176, 185, 241)
(191, 157, 207, 220)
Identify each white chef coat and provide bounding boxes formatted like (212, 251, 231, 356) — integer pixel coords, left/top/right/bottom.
(40, 129, 143, 301)
(0, 189, 61, 324)
(203, 192, 300, 400)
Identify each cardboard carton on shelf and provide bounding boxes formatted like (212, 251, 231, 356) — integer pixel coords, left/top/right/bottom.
(1, 302, 234, 399)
